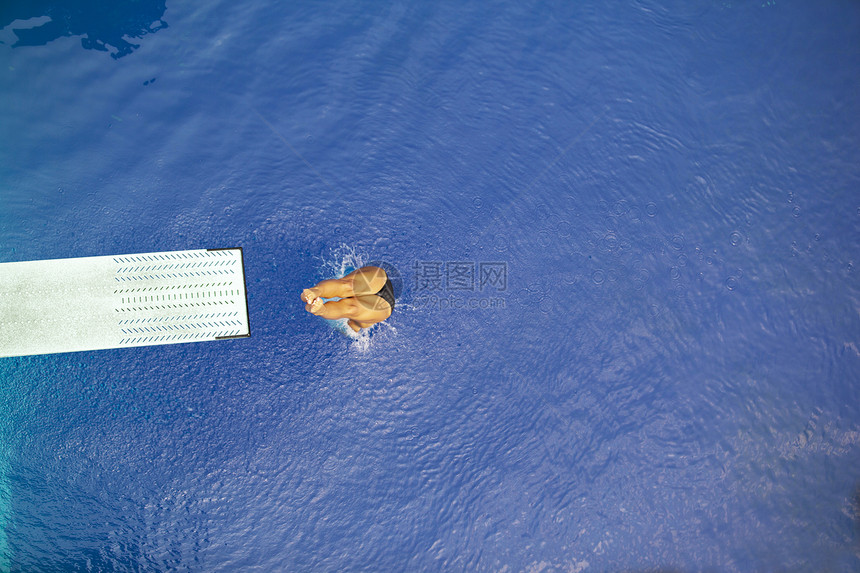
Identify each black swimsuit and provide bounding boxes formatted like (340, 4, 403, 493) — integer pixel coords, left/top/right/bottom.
(374, 277, 395, 310)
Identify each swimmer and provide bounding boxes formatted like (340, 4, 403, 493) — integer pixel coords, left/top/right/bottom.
(301, 266, 395, 332)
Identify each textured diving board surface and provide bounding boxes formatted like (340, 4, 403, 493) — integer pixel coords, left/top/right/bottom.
(0, 248, 250, 358)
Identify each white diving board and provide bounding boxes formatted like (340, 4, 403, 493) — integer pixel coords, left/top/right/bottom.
(0, 248, 250, 358)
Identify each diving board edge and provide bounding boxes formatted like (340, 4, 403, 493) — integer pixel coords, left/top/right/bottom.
(209, 246, 251, 340)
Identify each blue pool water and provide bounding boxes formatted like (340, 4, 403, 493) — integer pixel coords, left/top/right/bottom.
(2, 1, 859, 571)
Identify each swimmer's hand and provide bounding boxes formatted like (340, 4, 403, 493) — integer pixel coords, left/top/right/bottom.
(301, 288, 319, 304)
(306, 297, 324, 315)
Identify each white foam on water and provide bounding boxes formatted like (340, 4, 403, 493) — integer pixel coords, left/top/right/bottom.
(320, 244, 366, 280)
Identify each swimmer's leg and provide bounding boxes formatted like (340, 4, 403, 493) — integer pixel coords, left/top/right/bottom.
(306, 295, 389, 327)
(301, 278, 352, 303)
(341, 266, 388, 296)
(302, 266, 387, 302)
(306, 297, 359, 320)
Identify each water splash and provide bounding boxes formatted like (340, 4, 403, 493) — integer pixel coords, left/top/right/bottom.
(326, 318, 373, 352)
(319, 244, 367, 280)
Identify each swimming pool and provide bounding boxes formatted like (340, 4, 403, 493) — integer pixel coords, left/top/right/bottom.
(1, 1, 859, 570)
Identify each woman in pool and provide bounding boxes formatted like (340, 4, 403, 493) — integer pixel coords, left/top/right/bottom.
(301, 266, 395, 332)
